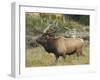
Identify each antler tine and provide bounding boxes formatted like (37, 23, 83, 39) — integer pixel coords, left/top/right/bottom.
(43, 23, 52, 33)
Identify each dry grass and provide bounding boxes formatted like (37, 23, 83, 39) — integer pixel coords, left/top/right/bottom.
(26, 44, 89, 67)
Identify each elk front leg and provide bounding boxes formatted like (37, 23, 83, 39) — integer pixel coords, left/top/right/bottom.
(55, 55, 59, 63)
(62, 54, 66, 61)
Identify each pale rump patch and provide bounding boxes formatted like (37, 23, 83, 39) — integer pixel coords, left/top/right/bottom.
(79, 38, 84, 43)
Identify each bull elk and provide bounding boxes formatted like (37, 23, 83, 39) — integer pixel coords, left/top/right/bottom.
(36, 24, 84, 62)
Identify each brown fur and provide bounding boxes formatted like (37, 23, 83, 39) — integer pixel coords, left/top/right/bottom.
(55, 37, 84, 56)
(36, 35, 84, 61)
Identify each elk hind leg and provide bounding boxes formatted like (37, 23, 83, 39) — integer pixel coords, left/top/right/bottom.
(76, 48, 83, 56)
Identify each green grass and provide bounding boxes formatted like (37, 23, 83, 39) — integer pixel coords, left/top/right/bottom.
(26, 45, 89, 67)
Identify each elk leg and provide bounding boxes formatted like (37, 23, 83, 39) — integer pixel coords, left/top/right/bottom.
(62, 54, 66, 60)
(55, 55, 59, 63)
(76, 49, 80, 56)
(52, 55, 59, 65)
(80, 48, 83, 55)
(76, 48, 83, 56)
(62, 55, 66, 62)
(80, 48, 85, 56)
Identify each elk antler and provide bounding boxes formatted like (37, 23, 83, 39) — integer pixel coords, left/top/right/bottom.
(43, 24, 51, 33)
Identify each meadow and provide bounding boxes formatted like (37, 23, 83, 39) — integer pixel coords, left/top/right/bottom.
(26, 44, 89, 67)
(25, 12, 89, 67)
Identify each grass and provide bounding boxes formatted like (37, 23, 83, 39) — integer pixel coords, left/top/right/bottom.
(26, 44, 89, 67)
(25, 13, 89, 67)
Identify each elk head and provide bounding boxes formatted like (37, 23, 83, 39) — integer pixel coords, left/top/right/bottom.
(36, 24, 55, 45)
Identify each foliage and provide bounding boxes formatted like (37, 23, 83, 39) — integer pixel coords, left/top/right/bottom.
(26, 12, 89, 36)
